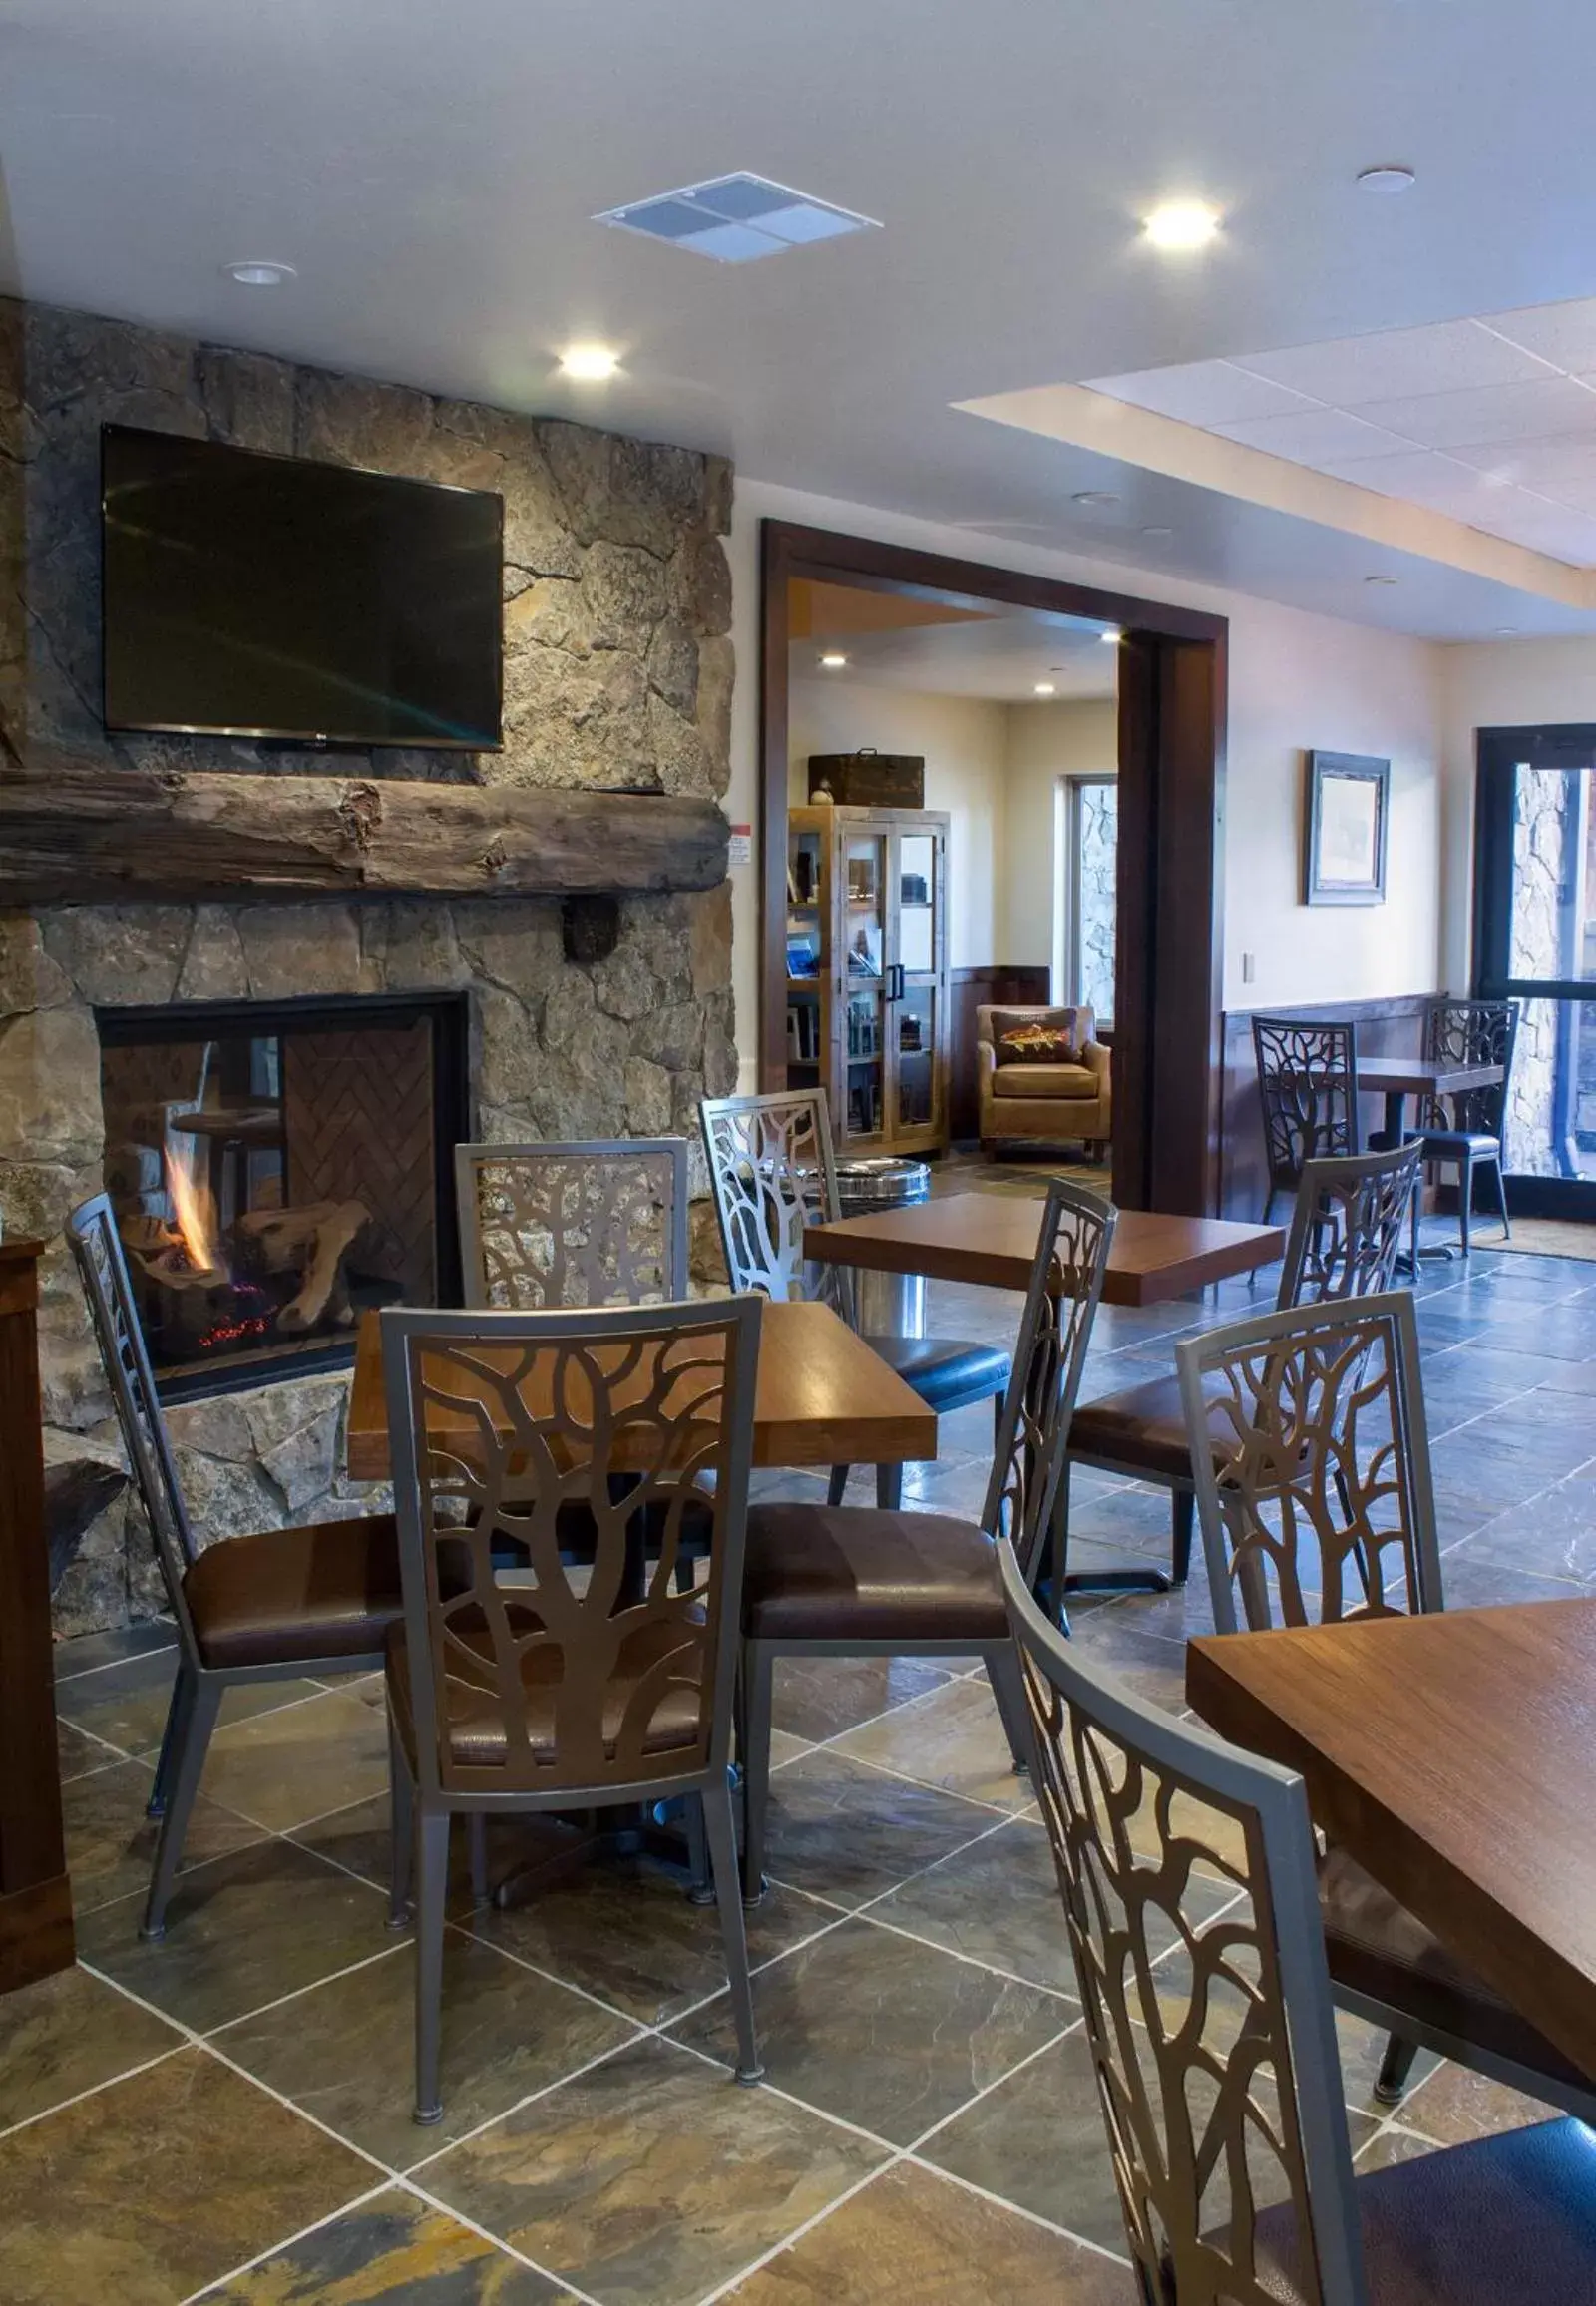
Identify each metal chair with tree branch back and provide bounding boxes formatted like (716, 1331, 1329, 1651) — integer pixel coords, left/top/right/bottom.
(1177, 1289, 1596, 2122)
(67, 1192, 404, 1940)
(999, 1537, 1596, 2305)
(737, 1176, 1113, 1904)
(381, 1292, 765, 2123)
(1253, 1015, 1362, 1225)
(699, 1089, 1010, 1507)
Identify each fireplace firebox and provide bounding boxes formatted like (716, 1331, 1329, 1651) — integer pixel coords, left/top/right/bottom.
(96, 992, 470, 1398)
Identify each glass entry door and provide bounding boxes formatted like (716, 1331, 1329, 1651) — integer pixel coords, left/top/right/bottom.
(1475, 726, 1596, 1210)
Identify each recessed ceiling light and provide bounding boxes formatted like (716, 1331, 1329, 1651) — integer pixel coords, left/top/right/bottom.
(1100, 627, 1123, 644)
(1142, 200, 1221, 250)
(559, 343, 620, 381)
(1493, 625, 1520, 636)
(1140, 524, 1174, 538)
(1357, 165, 1416, 194)
(224, 259, 295, 287)
(1033, 681, 1056, 696)
(819, 652, 848, 669)
(1364, 574, 1399, 587)
(1072, 490, 1121, 507)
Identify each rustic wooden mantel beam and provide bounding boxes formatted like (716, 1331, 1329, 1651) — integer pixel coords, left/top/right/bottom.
(0, 761, 730, 903)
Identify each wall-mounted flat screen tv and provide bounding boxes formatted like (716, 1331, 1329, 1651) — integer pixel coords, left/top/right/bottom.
(102, 424, 504, 749)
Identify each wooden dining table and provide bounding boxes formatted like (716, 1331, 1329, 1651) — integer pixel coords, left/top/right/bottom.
(345, 1296, 937, 1480)
(804, 1192, 1286, 1307)
(1356, 1053, 1504, 1146)
(1187, 1597, 1596, 2081)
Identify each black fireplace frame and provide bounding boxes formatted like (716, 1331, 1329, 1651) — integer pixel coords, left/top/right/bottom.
(94, 988, 472, 1401)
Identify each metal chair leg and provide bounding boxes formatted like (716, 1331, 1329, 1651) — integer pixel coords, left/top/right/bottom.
(685, 1791, 714, 1905)
(467, 1811, 489, 1907)
(1376, 2032, 1421, 2106)
(703, 1769, 764, 2084)
(1262, 1186, 1277, 1226)
(146, 1659, 198, 1820)
(1458, 1152, 1473, 1255)
(388, 1716, 415, 1928)
(739, 1642, 775, 1906)
(1171, 1490, 1195, 1586)
(413, 1808, 451, 2125)
(1041, 1456, 1072, 1634)
(985, 1640, 1034, 1776)
(874, 1462, 903, 1509)
(1490, 1155, 1511, 1240)
(826, 1465, 850, 1506)
(142, 1676, 223, 1939)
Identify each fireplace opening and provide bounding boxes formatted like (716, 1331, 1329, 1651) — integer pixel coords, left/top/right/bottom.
(96, 991, 470, 1399)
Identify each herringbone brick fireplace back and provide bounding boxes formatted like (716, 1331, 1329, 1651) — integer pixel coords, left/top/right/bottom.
(283, 1020, 436, 1301)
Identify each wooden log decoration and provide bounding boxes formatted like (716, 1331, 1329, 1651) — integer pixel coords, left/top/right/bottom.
(234, 1200, 372, 1331)
(0, 756, 730, 904)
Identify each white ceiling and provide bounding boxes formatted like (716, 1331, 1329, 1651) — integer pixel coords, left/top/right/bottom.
(793, 600, 1118, 702)
(12, 0, 1596, 638)
(1087, 302, 1596, 566)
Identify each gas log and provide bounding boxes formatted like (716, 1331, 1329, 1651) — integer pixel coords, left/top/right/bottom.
(121, 1198, 376, 1347)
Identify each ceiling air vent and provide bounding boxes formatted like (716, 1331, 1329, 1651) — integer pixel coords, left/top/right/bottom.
(594, 173, 879, 263)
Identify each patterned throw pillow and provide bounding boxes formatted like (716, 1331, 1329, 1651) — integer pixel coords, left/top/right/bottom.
(998, 1022, 1081, 1065)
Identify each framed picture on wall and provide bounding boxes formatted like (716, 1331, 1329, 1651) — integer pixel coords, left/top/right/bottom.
(1303, 750, 1390, 906)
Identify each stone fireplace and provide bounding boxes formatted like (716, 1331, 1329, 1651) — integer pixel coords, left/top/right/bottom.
(98, 990, 471, 1395)
(0, 296, 738, 1636)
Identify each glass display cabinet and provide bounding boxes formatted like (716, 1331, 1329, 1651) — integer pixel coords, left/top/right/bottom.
(785, 805, 950, 1153)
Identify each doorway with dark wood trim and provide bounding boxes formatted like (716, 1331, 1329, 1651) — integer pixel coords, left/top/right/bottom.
(759, 520, 1228, 1215)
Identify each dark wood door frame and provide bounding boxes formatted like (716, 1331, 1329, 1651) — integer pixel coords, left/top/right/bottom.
(760, 520, 1228, 1214)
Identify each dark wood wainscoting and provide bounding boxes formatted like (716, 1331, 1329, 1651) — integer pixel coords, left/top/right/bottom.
(0, 1240, 74, 1995)
(1220, 993, 1433, 1219)
(949, 965, 1051, 1144)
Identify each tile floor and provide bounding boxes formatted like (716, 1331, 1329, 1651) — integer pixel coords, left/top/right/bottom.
(8, 1200, 1592, 2304)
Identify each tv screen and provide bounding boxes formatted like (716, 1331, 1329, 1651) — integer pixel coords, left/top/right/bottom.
(101, 425, 504, 748)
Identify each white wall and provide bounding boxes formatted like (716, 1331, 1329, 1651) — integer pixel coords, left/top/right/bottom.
(787, 677, 1007, 970)
(1438, 637, 1596, 989)
(1001, 697, 1118, 974)
(1225, 598, 1444, 1009)
(726, 477, 1450, 1088)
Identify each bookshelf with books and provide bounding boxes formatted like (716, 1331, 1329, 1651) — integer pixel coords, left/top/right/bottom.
(785, 804, 950, 1153)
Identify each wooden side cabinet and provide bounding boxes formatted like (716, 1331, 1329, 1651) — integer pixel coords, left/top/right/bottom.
(0, 1239, 74, 1993)
(785, 804, 951, 1155)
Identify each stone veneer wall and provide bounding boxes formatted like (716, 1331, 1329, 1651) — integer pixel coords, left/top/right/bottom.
(0, 296, 737, 1634)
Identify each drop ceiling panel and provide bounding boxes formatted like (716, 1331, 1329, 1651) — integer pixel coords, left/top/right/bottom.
(1074, 292, 1596, 576)
(1483, 298, 1596, 372)
(1231, 321, 1554, 406)
(1089, 360, 1315, 427)
(1211, 408, 1409, 464)
(1352, 375, 1596, 451)
(1477, 503, 1596, 561)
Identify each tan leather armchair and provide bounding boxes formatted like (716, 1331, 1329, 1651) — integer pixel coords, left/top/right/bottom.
(977, 1003, 1111, 1157)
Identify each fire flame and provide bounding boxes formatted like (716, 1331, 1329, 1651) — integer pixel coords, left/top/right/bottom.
(164, 1144, 223, 1278)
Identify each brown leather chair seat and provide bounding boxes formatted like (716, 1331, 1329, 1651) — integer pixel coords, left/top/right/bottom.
(991, 1061, 1098, 1099)
(183, 1514, 405, 1670)
(386, 1618, 703, 1769)
(742, 1501, 1007, 1643)
(1247, 2117, 1596, 2303)
(1318, 1844, 1591, 2094)
(1068, 1371, 1193, 1480)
